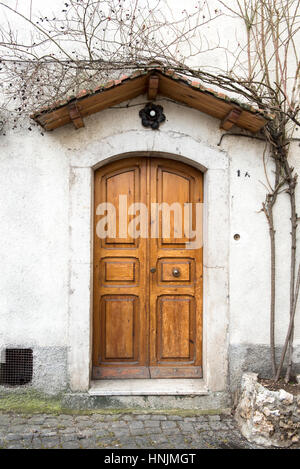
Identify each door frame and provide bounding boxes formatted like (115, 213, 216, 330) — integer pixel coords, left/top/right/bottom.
(67, 130, 230, 394)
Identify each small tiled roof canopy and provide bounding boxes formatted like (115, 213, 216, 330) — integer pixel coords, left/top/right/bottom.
(31, 68, 269, 132)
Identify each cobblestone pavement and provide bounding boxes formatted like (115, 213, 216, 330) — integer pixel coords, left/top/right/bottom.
(0, 411, 266, 449)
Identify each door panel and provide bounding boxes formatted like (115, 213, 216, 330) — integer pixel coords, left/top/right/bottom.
(156, 296, 193, 360)
(103, 166, 140, 247)
(93, 156, 203, 379)
(149, 159, 203, 378)
(102, 295, 138, 360)
(93, 158, 148, 379)
(158, 258, 194, 284)
(100, 258, 139, 286)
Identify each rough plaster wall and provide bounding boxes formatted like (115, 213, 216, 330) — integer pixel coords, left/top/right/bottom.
(226, 136, 300, 387)
(0, 94, 300, 392)
(226, 136, 300, 348)
(0, 127, 70, 393)
(0, 133, 69, 349)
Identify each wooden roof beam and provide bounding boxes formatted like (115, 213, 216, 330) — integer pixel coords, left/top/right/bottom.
(68, 102, 84, 129)
(147, 75, 159, 100)
(220, 108, 242, 131)
(31, 72, 268, 132)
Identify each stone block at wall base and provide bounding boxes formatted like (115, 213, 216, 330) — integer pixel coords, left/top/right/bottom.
(235, 372, 300, 448)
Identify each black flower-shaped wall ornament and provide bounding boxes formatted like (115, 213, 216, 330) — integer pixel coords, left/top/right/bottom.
(139, 103, 166, 130)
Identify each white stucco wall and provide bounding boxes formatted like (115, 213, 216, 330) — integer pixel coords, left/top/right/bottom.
(0, 133, 69, 348)
(0, 0, 299, 397)
(227, 136, 300, 346)
(0, 94, 300, 395)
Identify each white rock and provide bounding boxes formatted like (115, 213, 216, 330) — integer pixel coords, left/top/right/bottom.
(263, 407, 280, 417)
(253, 411, 263, 423)
(256, 392, 275, 404)
(278, 389, 294, 405)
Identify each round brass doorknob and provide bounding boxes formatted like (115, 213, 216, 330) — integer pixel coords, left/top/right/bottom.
(172, 268, 180, 277)
(150, 267, 156, 273)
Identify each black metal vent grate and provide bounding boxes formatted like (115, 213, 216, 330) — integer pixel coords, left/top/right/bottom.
(0, 349, 33, 386)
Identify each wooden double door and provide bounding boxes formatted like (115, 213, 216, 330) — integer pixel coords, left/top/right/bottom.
(93, 157, 203, 379)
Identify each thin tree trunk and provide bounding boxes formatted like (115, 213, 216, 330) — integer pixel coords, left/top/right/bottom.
(268, 206, 277, 377)
(285, 176, 297, 382)
(275, 262, 300, 381)
(263, 152, 281, 378)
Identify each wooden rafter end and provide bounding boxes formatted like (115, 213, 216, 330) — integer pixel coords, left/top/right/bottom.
(147, 75, 159, 101)
(68, 103, 85, 129)
(220, 108, 242, 131)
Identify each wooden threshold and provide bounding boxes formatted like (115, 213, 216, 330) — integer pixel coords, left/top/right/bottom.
(93, 366, 150, 379)
(149, 366, 202, 378)
(93, 366, 203, 379)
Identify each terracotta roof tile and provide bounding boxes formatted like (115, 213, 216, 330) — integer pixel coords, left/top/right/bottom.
(76, 89, 89, 98)
(103, 80, 115, 89)
(93, 83, 105, 92)
(130, 70, 147, 79)
(165, 69, 175, 77)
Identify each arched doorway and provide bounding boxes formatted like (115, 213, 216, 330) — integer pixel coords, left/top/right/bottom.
(93, 156, 203, 379)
